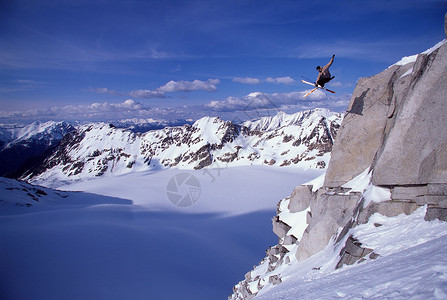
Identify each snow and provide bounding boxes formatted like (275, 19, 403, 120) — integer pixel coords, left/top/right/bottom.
(341, 168, 371, 192)
(392, 54, 418, 67)
(58, 166, 323, 215)
(27, 109, 341, 185)
(257, 206, 447, 299)
(339, 168, 391, 206)
(363, 184, 391, 205)
(0, 121, 72, 147)
(422, 39, 447, 55)
(303, 172, 326, 192)
(243, 108, 339, 132)
(400, 67, 414, 78)
(0, 166, 324, 300)
(391, 39, 446, 68)
(277, 197, 309, 242)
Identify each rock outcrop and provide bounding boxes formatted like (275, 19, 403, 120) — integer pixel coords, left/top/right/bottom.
(302, 39, 447, 261)
(230, 39, 447, 299)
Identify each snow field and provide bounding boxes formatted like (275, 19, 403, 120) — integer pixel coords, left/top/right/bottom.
(0, 166, 324, 300)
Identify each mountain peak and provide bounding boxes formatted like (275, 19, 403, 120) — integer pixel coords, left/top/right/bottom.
(244, 108, 341, 132)
(21, 109, 342, 186)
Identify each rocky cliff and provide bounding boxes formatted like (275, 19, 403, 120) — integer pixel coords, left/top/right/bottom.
(230, 39, 447, 299)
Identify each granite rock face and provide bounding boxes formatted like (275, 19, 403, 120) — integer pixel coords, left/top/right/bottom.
(372, 44, 447, 185)
(312, 40, 447, 262)
(324, 64, 409, 187)
(230, 39, 447, 300)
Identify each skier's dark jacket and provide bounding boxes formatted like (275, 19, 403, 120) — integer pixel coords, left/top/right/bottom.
(316, 55, 334, 83)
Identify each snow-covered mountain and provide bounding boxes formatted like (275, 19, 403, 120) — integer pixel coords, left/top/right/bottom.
(113, 118, 192, 133)
(22, 109, 341, 186)
(0, 121, 74, 177)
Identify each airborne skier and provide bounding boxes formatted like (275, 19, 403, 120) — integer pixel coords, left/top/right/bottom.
(315, 54, 335, 88)
(301, 54, 336, 97)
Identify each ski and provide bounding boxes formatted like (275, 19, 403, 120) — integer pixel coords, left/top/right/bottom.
(303, 87, 317, 98)
(301, 79, 336, 94)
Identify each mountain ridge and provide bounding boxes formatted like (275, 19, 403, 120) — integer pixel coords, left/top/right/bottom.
(0, 121, 75, 177)
(21, 108, 342, 187)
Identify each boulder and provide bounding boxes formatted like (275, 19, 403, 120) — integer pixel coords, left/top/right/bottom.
(288, 185, 313, 212)
(296, 216, 339, 261)
(268, 275, 282, 285)
(336, 236, 377, 269)
(425, 207, 447, 221)
(283, 234, 297, 245)
(272, 216, 291, 238)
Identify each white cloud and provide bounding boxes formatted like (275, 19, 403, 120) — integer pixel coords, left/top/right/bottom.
(206, 90, 328, 112)
(266, 76, 296, 85)
(328, 81, 342, 87)
(129, 89, 167, 99)
(128, 78, 220, 99)
(88, 87, 123, 96)
(156, 79, 220, 92)
(0, 99, 156, 123)
(232, 77, 261, 85)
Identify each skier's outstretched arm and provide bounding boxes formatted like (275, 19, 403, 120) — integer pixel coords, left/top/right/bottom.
(325, 54, 335, 69)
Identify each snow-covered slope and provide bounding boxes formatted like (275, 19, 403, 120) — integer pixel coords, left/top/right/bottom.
(256, 206, 447, 299)
(0, 121, 74, 177)
(114, 117, 192, 133)
(0, 166, 322, 300)
(23, 109, 341, 186)
(230, 171, 447, 299)
(243, 108, 338, 132)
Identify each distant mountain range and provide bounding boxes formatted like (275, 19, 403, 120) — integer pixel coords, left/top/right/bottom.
(0, 108, 342, 186)
(0, 121, 75, 177)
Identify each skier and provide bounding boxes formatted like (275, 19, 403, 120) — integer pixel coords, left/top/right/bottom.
(315, 54, 335, 87)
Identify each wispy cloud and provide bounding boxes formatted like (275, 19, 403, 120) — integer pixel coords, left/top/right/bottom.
(87, 87, 124, 96)
(266, 76, 296, 85)
(232, 76, 296, 85)
(0, 92, 351, 124)
(233, 77, 261, 85)
(129, 90, 167, 99)
(0, 99, 155, 122)
(0, 79, 49, 93)
(290, 38, 432, 63)
(0, 18, 175, 71)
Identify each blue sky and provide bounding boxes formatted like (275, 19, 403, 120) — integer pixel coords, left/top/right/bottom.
(0, 0, 446, 123)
